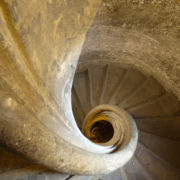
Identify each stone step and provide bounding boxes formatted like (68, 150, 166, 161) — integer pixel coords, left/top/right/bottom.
(127, 93, 180, 118)
(135, 143, 180, 180)
(135, 116, 180, 141)
(139, 131, 180, 169)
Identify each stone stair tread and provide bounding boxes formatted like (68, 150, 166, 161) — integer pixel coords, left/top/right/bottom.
(87, 65, 107, 107)
(100, 64, 126, 104)
(135, 143, 180, 180)
(127, 93, 180, 118)
(135, 116, 180, 141)
(73, 71, 90, 114)
(139, 131, 180, 169)
(123, 156, 152, 180)
(120, 77, 165, 109)
(92, 168, 123, 180)
(72, 87, 86, 128)
(109, 69, 145, 105)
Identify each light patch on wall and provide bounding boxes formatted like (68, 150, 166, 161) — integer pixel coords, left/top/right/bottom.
(4, 97, 17, 110)
(48, 0, 53, 4)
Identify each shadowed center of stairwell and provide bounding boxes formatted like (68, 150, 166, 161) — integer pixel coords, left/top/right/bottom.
(90, 120, 114, 143)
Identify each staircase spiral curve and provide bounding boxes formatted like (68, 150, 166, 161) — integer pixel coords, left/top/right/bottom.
(0, 0, 180, 180)
(72, 63, 180, 180)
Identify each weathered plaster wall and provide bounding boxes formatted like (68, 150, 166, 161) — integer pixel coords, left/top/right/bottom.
(0, 0, 110, 175)
(79, 0, 180, 100)
(0, 0, 180, 177)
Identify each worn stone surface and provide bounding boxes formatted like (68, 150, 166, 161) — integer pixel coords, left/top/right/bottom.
(0, 0, 112, 176)
(79, 0, 180, 101)
(0, 0, 180, 178)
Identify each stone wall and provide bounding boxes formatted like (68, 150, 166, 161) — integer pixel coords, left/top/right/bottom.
(79, 0, 180, 101)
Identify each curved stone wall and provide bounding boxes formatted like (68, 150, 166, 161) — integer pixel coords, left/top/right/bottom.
(79, 0, 180, 101)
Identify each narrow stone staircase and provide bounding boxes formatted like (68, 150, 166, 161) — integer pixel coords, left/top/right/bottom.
(1, 64, 180, 180)
(0, 0, 180, 179)
(72, 63, 180, 180)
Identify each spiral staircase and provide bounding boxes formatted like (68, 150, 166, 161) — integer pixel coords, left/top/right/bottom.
(72, 63, 180, 180)
(0, 0, 180, 180)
